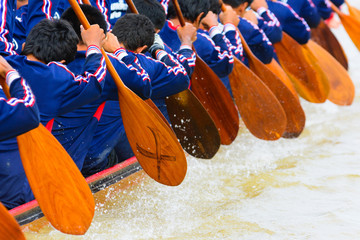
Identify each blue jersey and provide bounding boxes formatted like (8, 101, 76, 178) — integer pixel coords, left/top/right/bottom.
(0, 70, 39, 141)
(157, 0, 169, 14)
(330, 0, 344, 7)
(238, 17, 274, 64)
(256, 7, 283, 44)
(282, 0, 321, 28)
(164, 44, 196, 77)
(0, 71, 39, 209)
(5, 46, 106, 125)
(0, 0, 16, 56)
(312, 0, 332, 20)
(267, 0, 310, 44)
(51, 49, 151, 169)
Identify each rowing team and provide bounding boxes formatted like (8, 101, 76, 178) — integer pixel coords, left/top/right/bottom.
(0, 0, 348, 210)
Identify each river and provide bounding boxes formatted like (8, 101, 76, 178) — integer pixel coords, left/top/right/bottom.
(22, 2, 360, 239)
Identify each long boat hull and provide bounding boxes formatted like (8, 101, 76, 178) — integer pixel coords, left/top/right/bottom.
(9, 157, 141, 226)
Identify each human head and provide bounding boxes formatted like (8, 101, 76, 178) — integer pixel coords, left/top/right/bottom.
(127, 0, 166, 31)
(22, 19, 78, 64)
(167, 0, 210, 24)
(61, 4, 108, 42)
(222, 0, 253, 15)
(112, 14, 155, 52)
(208, 0, 222, 15)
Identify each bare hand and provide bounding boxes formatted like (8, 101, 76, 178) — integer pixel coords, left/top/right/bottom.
(243, 10, 258, 25)
(251, 0, 268, 11)
(200, 11, 219, 31)
(177, 23, 197, 46)
(103, 32, 120, 53)
(81, 24, 106, 49)
(219, 5, 240, 26)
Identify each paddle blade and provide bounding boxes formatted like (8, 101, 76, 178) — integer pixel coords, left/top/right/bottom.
(0, 202, 25, 240)
(346, 0, 360, 19)
(229, 58, 286, 140)
(166, 89, 220, 159)
(331, 3, 360, 52)
(17, 124, 95, 235)
(191, 56, 240, 145)
(274, 33, 330, 103)
(311, 20, 348, 70)
(118, 89, 187, 186)
(307, 40, 355, 105)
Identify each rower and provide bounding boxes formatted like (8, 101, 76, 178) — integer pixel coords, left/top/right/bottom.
(280, 0, 321, 28)
(82, 13, 190, 176)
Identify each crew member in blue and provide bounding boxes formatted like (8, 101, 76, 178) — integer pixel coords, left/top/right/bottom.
(0, 56, 39, 141)
(267, 0, 310, 44)
(51, 4, 152, 170)
(82, 14, 190, 176)
(0, 0, 17, 56)
(312, 0, 332, 20)
(0, 18, 106, 209)
(221, 0, 274, 63)
(282, 0, 321, 28)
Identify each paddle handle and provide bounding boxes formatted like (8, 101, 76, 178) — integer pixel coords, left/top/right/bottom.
(68, 0, 126, 92)
(125, 0, 139, 14)
(330, 2, 341, 15)
(171, 0, 186, 27)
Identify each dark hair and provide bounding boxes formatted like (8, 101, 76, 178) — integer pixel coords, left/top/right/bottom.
(61, 4, 108, 41)
(209, 0, 222, 15)
(222, 0, 252, 8)
(126, 0, 166, 30)
(167, 0, 210, 23)
(112, 14, 155, 52)
(22, 19, 78, 64)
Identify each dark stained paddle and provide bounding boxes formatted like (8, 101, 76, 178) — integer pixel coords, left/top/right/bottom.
(0, 202, 25, 240)
(69, 0, 187, 186)
(273, 32, 330, 103)
(229, 57, 287, 140)
(307, 40, 355, 106)
(126, 0, 220, 159)
(311, 20, 348, 70)
(0, 82, 95, 235)
(236, 31, 306, 138)
(331, 3, 360, 52)
(172, 0, 240, 145)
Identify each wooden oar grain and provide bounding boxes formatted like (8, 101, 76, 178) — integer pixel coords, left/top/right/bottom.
(237, 31, 306, 138)
(273, 32, 330, 103)
(307, 40, 355, 105)
(69, 0, 187, 186)
(126, 0, 220, 159)
(0, 202, 25, 240)
(311, 20, 348, 70)
(0, 82, 95, 235)
(331, 3, 360, 52)
(229, 57, 287, 140)
(172, 0, 240, 145)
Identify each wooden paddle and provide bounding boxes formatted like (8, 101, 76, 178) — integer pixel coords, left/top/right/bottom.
(229, 57, 287, 140)
(172, 0, 240, 145)
(69, 0, 187, 186)
(125, 0, 220, 159)
(273, 32, 330, 103)
(235, 30, 306, 138)
(311, 20, 348, 70)
(345, 0, 360, 19)
(0, 82, 95, 234)
(331, 2, 360, 52)
(306, 40, 355, 105)
(0, 202, 25, 240)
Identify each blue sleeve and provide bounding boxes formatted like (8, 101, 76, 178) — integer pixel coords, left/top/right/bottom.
(0, 0, 17, 56)
(268, 1, 311, 44)
(136, 51, 190, 99)
(299, 0, 321, 28)
(101, 50, 152, 101)
(238, 18, 274, 64)
(222, 24, 247, 65)
(194, 28, 234, 78)
(12, 6, 28, 55)
(54, 46, 107, 115)
(0, 71, 39, 141)
(257, 8, 283, 44)
(26, 0, 61, 35)
(90, 0, 111, 30)
(330, 0, 344, 7)
(312, 0, 332, 20)
(164, 44, 196, 77)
